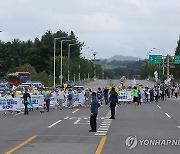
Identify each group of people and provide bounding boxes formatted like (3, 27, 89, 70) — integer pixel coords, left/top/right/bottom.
(132, 83, 180, 108)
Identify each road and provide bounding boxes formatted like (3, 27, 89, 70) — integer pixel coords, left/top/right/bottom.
(0, 79, 180, 154)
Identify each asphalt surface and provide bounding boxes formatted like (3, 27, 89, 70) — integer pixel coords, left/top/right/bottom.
(0, 79, 180, 154)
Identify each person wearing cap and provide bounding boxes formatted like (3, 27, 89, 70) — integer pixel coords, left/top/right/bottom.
(89, 92, 98, 132)
(45, 88, 51, 112)
(23, 89, 31, 115)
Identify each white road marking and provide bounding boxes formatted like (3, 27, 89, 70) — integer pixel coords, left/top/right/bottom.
(101, 123, 111, 126)
(74, 119, 81, 124)
(97, 130, 107, 133)
(94, 133, 106, 136)
(178, 126, 180, 129)
(157, 105, 161, 109)
(165, 113, 171, 118)
(100, 126, 109, 128)
(98, 128, 108, 131)
(72, 109, 79, 114)
(102, 121, 112, 124)
(64, 116, 69, 119)
(48, 120, 62, 128)
(13, 112, 24, 116)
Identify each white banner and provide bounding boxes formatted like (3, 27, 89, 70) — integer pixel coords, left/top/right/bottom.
(0, 98, 21, 111)
(118, 91, 132, 102)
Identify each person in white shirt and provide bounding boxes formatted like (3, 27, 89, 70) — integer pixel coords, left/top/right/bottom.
(174, 86, 179, 98)
(57, 87, 66, 110)
(4, 92, 14, 115)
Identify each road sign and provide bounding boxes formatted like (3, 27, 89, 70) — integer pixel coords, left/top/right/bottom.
(170, 65, 175, 69)
(174, 55, 180, 64)
(149, 55, 162, 64)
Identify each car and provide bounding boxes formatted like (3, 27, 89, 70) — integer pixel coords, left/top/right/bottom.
(31, 81, 44, 89)
(73, 86, 85, 91)
(0, 87, 9, 97)
(65, 81, 76, 87)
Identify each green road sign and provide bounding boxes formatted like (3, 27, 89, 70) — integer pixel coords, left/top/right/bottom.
(174, 55, 180, 64)
(149, 55, 162, 64)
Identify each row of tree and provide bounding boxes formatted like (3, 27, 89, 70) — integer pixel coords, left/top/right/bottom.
(0, 30, 97, 86)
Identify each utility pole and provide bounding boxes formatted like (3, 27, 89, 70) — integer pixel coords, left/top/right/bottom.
(167, 54, 170, 79)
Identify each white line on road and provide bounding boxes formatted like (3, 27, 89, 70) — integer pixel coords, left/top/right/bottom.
(64, 116, 69, 120)
(178, 126, 180, 129)
(72, 109, 79, 114)
(74, 119, 81, 124)
(94, 133, 106, 136)
(13, 112, 24, 116)
(157, 105, 161, 109)
(98, 128, 109, 131)
(48, 120, 62, 128)
(102, 121, 112, 124)
(101, 123, 111, 126)
(97, 130, 107, 133)
(165, 113, 171, 118)
(100, 126, 109, 128)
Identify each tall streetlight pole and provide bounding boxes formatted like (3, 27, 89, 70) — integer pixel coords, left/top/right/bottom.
(68, 43, 78, 81)
(60, 39, 76, 85)
(53, 37, 66, 88)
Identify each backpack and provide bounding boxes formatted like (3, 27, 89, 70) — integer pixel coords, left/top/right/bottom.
(68, 93, 72, 100)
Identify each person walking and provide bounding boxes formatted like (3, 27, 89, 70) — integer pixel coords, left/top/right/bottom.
(57, 87, 66, 110)
(45, 89, 51, 112)
(89, 92, 98, 132)
(103, 87, 109, 105)
(133, 86, 139, 108)
(109, 87, 118, 119)
(23, 89, 31, 115)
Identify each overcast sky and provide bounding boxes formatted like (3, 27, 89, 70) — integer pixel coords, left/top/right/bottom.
(0, 0, 180, 59)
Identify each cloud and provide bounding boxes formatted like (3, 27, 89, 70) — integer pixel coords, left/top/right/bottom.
(0, 0, 180, 59)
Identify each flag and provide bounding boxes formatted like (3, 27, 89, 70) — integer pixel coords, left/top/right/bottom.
(154, 71, 158, 82)
(133, 78, 136, 85)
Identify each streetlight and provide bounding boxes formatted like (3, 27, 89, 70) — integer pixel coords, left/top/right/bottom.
(53, 37, 66, 88)
(60, 39, 76, 85)
(68, 43, 78, 81)
(153, 48, 165, 75)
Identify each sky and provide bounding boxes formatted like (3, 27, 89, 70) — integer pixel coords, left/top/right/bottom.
(0, 0, 180, 59)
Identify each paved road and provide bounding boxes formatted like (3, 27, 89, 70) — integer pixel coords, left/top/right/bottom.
(1, 79, 180, 154)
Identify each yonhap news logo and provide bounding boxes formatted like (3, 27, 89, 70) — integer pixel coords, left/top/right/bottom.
(125, 135, 180, 150)
(125, 136, 138, 149)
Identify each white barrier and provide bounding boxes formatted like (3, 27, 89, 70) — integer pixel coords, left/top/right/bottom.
(118, 91, 132, 102)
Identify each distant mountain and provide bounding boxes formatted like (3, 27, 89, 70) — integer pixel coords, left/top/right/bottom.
(107, 55, 142, 62)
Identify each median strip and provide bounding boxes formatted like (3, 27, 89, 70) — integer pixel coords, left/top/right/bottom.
(95, 136, 107, 154)
(5, 135, 37, 154)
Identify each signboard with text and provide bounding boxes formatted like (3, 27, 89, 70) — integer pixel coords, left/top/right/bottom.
(174, 55, 180, 64)
(149, 55, 162, 64)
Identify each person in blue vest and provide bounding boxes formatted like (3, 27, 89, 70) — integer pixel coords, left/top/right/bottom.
(89, 92, 99, 132)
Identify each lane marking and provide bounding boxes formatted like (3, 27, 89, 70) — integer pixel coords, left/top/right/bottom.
(48, 120, 62, 128)
(74, 119, 81, 124)
(72, 109, 79, 114)
(5, 136, 37, 154)
(157, 105, 161, 109)
(95, 136, 107, 154)
(64, 116, 69, 120)
(165, 113, 171, 118)
(178, 126, 180, 129)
